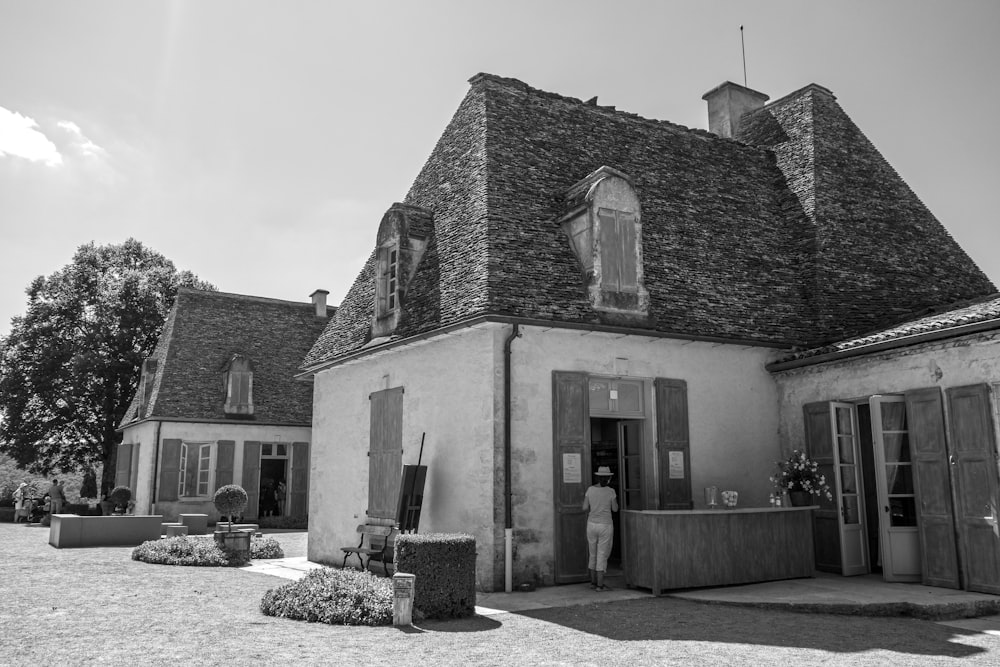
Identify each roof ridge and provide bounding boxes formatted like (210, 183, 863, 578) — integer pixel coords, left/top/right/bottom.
(177, 286, 319, 308)
(469, 71, 772, 152)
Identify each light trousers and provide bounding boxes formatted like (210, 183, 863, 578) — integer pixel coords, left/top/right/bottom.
(586, 521, 613, 571)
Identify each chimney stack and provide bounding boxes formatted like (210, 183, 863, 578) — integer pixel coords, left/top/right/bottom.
(702, 81, 769, 139)
(310, 289, 330, 318)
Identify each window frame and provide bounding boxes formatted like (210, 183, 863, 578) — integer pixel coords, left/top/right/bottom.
(222, 355, 254, 416)
(377, 241, 400, 318)
(178, 441, 216, 499)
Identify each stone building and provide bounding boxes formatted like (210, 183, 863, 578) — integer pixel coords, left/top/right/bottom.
(300, 73, 999, 593)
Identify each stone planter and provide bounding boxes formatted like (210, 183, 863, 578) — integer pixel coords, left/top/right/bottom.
(214, 529, 252, 562)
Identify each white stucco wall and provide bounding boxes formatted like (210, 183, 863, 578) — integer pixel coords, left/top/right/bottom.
(773, 332, 1000, 450)
(120, 420, 311, 520)
(308, 324, 501, 588)
(308, 321, 785, 590)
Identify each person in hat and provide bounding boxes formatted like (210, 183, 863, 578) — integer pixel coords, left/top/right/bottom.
(582, 465, 618, 591)
(13, 482, 28, 523)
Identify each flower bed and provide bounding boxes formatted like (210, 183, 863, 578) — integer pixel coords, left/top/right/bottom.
(132, 534, 284, 567)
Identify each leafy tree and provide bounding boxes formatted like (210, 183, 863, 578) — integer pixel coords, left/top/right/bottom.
(0, 239, 214, 494)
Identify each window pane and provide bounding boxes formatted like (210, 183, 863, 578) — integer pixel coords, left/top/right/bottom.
(616, 382, 641, 413)
(839, 464, 857, 493)
(842, 495, 860, 524)
(262, 444, 272, 456)
(881, 402, 907, 431)
(276, 444, 287, 457)
(835, 407, 853, 435)
(589, 380, 611, 413)
(886, 465, 914, 495)
(198, 446, 211, 496)
(882, 434, 911, 463)
(837, 436, 855, 464)
(178, 445, 188, 496)
(889, 498, 917, 527)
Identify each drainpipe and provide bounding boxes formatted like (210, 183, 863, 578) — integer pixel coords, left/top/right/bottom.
(503, 323, 521, 593)
(150, 421, 162, 515)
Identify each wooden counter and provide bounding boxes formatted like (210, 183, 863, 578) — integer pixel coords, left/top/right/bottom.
(622, 507, 816, 595)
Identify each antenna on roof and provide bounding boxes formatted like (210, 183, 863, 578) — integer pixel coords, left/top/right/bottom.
(740, 25, 748, 87)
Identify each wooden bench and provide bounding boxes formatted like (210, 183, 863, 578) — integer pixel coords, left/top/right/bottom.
(341, 524, 396, 575)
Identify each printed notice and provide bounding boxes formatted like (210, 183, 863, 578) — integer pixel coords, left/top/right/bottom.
(563, 453, 582, 484)
(668, 451, 685, 479)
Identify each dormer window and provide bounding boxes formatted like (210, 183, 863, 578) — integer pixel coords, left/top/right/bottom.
(559, 166, 648, 314)
(371, 203, 432, 338)
(137, 357, 157, 418)
(221, 354, 253, 417)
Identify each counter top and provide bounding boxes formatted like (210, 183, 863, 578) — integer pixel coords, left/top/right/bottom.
(624, 506, 817, 516)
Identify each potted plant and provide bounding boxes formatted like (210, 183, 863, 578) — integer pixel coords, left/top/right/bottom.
(108, 486, 132, 515)
(212, 484, 251, 561)
(770, 449, 833, 506)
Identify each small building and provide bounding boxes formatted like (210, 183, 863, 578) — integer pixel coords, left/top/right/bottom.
(300, 73, 1000, 594)
(118, 287, 331, 523)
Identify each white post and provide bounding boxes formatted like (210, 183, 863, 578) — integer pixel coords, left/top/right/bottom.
(393, 572, 416, 626)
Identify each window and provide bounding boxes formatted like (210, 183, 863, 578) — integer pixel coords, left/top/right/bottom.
(178, 441, 214, 498)
(377, 243, 400, 317)
(222, 354, 253, 416)
(137, 358, 157, 418)
(558, 166, 648, 314)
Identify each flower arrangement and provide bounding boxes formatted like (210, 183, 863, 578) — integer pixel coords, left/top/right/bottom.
(770, 450, 833, 500)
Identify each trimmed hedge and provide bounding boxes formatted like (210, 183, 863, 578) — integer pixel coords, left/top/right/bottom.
(260, 568, 392, 626)
(132, 535, 284, 566)
(395, 533, 476, 619)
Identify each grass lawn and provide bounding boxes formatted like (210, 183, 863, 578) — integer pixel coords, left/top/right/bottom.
(1, 523, 998, 665)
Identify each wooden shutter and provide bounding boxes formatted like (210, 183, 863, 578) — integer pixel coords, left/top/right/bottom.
(215, 440, 235, 489)
(945, 384, 1000, 594)
(904, 387, 960, 589)
(655, 378, 691, 509)
(159, 439, 182, 502)
(115, 443, 133, 490)
(289, 442, 309, 517)
(242, 441, 261, 519)
(619, 212, 638, 291)
(369, 387, 403, 520)
(804, 401, 842, 573)
(598, 209, 621, 291)
(552, 371, 590, 583)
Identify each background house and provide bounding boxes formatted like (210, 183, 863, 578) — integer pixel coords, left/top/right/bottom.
(300, 73, 998, 593)
(119, 287, 331, 522)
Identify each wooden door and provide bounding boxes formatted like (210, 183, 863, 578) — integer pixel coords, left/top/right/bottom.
(804, 402, 841, 572)
(869, 396, 920, 581)
(552, 371, 590, 583)
(946, 384, 1000, 594)
(904, 387, 960, 589)
(830, 402, 869, 575)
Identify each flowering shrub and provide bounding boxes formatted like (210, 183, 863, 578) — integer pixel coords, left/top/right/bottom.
(260, 567, 393, 626)
(131, 534, 283, 566)
(770, 449, 833, 500)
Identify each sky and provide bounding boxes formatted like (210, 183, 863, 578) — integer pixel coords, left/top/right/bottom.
(1, 1, 999, 338)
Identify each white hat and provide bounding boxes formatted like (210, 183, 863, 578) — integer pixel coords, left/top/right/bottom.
(595, 466, 613, 476)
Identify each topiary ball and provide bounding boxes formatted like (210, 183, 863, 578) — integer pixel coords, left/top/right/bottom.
(109, 486, 132, 506)
(213, 484, 248, 518)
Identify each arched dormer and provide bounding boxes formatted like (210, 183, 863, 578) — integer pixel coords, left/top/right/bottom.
(558, 166, 648, 314)
(372, 203, 432, 337)
(221, 353, 253, 417)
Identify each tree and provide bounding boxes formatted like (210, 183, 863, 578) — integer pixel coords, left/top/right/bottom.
(0, 239, 214, 494)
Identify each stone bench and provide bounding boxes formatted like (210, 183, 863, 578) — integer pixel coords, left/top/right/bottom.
(164, 525, 189, 537)
(49, 514, 164, 548)
(179, 513, 209, 536)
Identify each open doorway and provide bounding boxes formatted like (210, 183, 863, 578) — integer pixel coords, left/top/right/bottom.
(590, 417, 643, 572)
(258, 443, 289, 517)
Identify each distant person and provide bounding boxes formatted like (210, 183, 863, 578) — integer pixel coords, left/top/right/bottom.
(582, 466, 618, 592)
(275, 479, 286, 516)
(47, 479, 65, 514)
(13, 482, 28, 523)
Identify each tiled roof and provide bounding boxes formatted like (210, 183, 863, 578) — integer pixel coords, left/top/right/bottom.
(302, 74, 994, 370)
(121, 288, 330, 426)
(770, 293, 1000, 368)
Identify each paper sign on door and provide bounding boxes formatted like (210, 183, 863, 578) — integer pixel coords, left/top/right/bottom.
(563, 453, 582, 484)
(668, 451, 685, 479)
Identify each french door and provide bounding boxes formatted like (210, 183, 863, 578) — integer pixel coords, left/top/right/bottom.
(869, 396, 921, 582)
(829, 403, 869, 575)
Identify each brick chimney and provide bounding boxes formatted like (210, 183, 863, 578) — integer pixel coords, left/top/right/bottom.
(702, 81, 769, 139)
(310, 289, 330, 318)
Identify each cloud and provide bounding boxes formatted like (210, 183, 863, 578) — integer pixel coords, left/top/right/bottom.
(0, 106, 63, 165)
(56, 120, 108, 159)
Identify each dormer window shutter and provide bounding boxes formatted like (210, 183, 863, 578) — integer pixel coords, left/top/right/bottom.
(222, 354, 254, 417)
